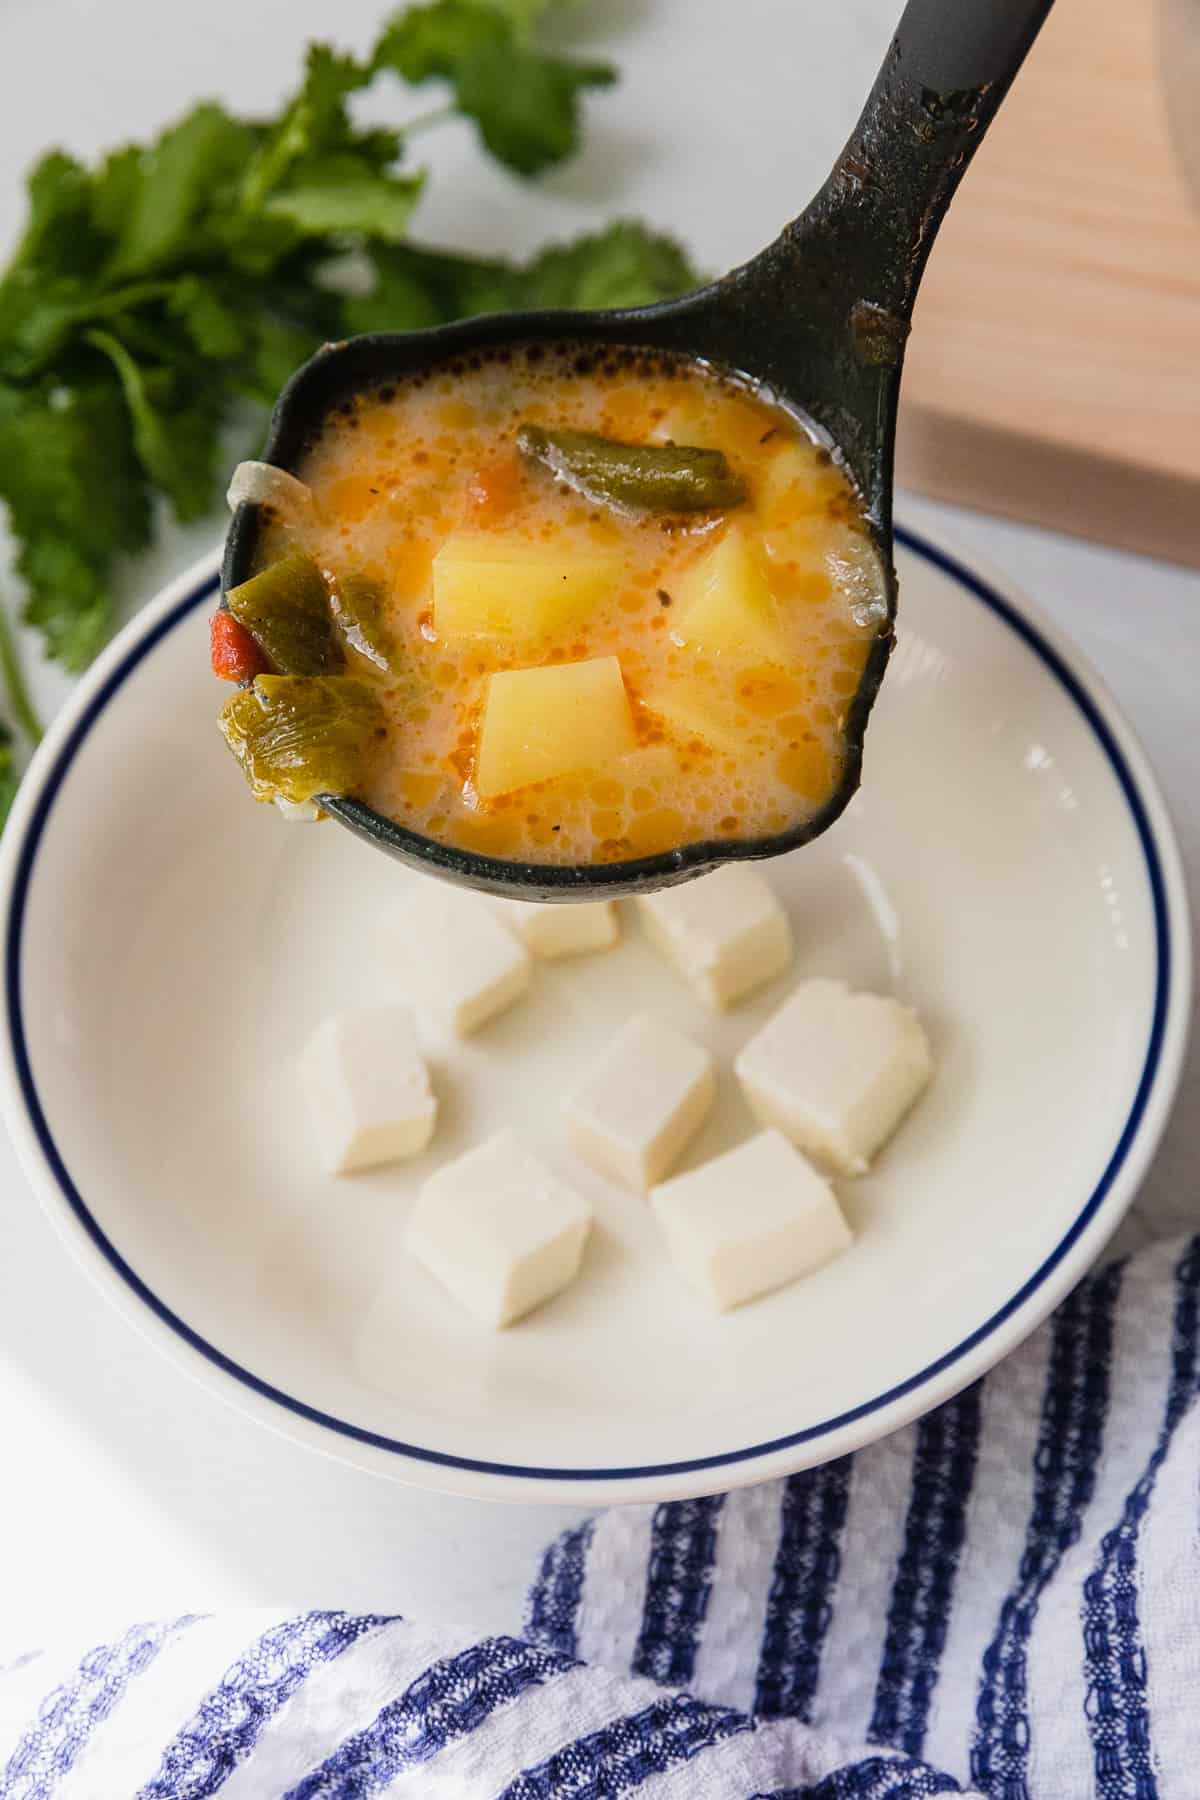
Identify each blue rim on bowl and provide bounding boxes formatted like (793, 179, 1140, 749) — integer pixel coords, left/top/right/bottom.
(0, 525, 1189, 1503)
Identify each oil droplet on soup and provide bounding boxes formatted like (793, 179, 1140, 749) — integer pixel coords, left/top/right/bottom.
(256, 344, 887, 865)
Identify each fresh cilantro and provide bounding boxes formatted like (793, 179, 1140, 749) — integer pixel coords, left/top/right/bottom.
(373, 0, 614, 176)
(517, 221, 702, 311)
(374, 0, 512, 86)
(167, 276, 251, 363)
(84, 329, 221, 523)
(16, 152, 105, 277)
(348, 220, 705, 334)
(454, 39, 615, 174)
(338, 258, 447, 336)
(245, 314, 335, 407)
(490, 0, 558, 33)
(108, 104, 259, 279)
(0, 606, 41, 752)
(0, 374, 152, 668)
(265, 169, 426, 243)
(0, 725, 18, 828)
(235, 47, 375, 221)
(0, 0, 702, 820)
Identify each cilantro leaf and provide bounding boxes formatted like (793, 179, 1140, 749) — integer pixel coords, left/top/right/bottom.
(0, 605, 42, 750)
(90, 145, 144, 245)
(347, 242, 522, 326)
(108, 104, 258, 279)
(454, 39, 614, 174)
(85, 329, 221, 523)
(11, 152, 105, 278)
(238, 45, 373, 217)
(0, 274, 91, 382)
(356, 220, 702, 326)
(337, 258, 445, 335)
(0, 373, 151, 667)
(0, 152, 113, 378)
(222, 49, 414, 276)
(0, 723, 18, 828)
(516, 219, 702, 310)
(0, 0, 704, 807)
(167, 276, 252, 362)
(243, 314, 329, 406)
(374, 1, 508, 84)
(375, 0, 614, 175)
(266, 167, 426, 244)
(490, 0, 558, 34)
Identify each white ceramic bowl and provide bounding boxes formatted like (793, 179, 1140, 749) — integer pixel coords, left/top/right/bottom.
(0, 527, 1188, 1504)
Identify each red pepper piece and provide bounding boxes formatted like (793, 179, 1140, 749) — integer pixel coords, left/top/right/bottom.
(210, 610, 268, 683)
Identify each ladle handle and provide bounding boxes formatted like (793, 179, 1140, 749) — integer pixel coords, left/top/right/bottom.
(675, 0, 1054, 525)
(892, 0, 1054, 99)
(842, 0, 1056, 318)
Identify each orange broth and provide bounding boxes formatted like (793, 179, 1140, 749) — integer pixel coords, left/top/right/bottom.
(260, 345, 887, 865)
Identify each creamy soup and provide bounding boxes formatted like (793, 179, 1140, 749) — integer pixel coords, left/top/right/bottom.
(215, 344, 888, 866)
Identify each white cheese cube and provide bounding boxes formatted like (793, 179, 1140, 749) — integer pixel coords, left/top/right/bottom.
(299, 1005, 436, 1174)
(397, 888, 532, 1036)
(406, 1129, 592, 1327)
(636, 864, 793, 1009)
(564, 1013, 716, 1192)
(651, 1129, 851, 1311)
(488, 897, 619, 959)
(735, 977, 933, 1175)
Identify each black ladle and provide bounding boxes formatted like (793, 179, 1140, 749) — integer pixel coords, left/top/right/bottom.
(224, 0, 1053, 900)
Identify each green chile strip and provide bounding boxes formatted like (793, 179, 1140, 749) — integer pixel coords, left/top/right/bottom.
(330, 570, 395, 672)
(218, 675, 382, 804)
(225, 555, 344, 677)
(517, 424, 747, 514)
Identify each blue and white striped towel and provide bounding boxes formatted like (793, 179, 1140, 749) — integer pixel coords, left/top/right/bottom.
(3, 1231, 1198, 1798)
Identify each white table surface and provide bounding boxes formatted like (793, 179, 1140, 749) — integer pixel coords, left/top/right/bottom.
(0, 0, 1195, 1653)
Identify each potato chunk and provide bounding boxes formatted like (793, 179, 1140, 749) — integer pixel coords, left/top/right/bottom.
(758, 441, 832, 514)
(639, 680, 744, 754)
(476, 656, 636, 797)
(670, 526, 788, 662)
(433, 531, 618, 645)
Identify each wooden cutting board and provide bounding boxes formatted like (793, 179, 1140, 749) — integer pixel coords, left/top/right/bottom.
(895, 0, 1200, 567)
